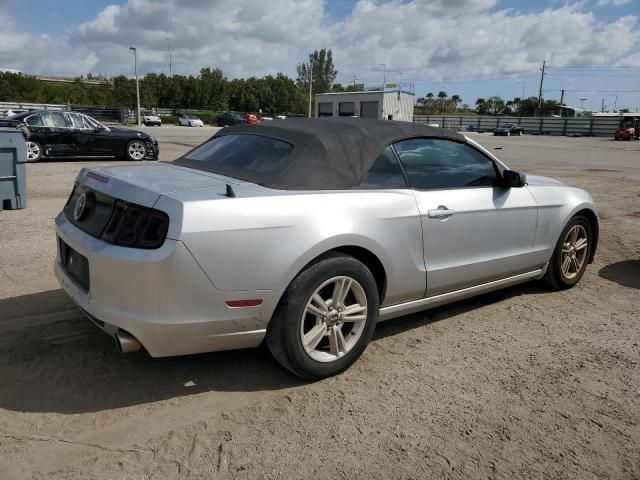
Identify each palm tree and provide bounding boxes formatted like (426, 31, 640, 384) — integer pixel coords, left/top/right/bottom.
(437, 91, 447, 113)
(426, 92, 434, 99)
(451, 94, 461, 111)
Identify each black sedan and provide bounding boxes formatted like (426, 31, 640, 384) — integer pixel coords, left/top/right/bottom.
(1, 110, 159, 162)
(216, 111, 245, 127)
(493, 124, 525, 136)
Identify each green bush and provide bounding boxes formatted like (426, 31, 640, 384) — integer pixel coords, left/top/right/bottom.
(159, 115, 179, 125)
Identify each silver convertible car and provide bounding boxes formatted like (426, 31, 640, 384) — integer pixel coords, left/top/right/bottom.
(55, 118, 598, 378)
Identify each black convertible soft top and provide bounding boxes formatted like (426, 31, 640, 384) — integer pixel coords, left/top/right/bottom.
(174, 117, 466, 190)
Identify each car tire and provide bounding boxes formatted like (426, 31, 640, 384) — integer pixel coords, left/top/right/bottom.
(125, 140, 148, 161)
(541, 215, 592, 290)
(266, 253, 380, 379)
(26, 141, 44, 163)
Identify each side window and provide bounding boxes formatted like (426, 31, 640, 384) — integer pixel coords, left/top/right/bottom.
(361, 146, 407, 189)
(25, 114, 44, 127)
(67, 113, 85, 129)
(393, 138, 498, 189)
(82, 115, 98, 129)
(41, 112, 71, 128)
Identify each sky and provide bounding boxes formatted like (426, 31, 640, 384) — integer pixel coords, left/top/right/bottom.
(1, 0, 640, 111)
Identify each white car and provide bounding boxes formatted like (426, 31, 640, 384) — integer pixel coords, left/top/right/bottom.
(141, 110, 161, 126)
(276, 115, 287, 120)
(179, 115, 204, 127)
(2, 108, 28, 118)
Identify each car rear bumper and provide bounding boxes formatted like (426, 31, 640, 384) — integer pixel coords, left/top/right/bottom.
(54, 212, 282, 357)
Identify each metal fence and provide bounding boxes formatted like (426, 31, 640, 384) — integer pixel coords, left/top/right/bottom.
(0, 102, 128, 123)
(413, 115, 623, 137)
(0, 102, 66, 112)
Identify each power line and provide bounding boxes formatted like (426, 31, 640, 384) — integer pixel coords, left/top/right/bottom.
(544, 89, 640, 93)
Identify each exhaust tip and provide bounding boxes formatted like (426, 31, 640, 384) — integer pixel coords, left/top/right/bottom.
(114, 330, 142, 353)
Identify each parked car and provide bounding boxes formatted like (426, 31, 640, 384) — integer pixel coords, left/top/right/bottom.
(614, 127, 636, 141)
(261, 116, 274, 121)
(276, 115, 287, 120)
(244, 113, 261, 124)
(2, 108, 28, 118)
(179, 115, 204, 127)
(141, 110, 161, 126)
(1, 110, 159, 162)
(493, 124, 525, 136)
(216, 111, 245, 127)
(54, 118, 598, 379)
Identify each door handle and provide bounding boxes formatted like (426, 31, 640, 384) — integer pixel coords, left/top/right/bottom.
(427, 206, 456, 219)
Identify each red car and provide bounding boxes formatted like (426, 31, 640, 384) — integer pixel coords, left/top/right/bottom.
(244, 113, 261, 124)
(614, 127, 636, 141)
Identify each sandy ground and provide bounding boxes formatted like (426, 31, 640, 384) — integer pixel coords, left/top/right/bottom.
(0, 126, 638, 479)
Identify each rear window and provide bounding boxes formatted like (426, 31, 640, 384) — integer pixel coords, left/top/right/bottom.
(183, 134, 294, 174)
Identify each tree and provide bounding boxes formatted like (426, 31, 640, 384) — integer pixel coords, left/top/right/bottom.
(451, 94, 461, 110)
(296, 48, 338, 95)
(486, 96, 505, 115)
(437, 91, 448, 113)
(426, 92, 434, 99)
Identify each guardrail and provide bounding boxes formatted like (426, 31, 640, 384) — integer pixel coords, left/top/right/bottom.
(413, 115, 623, 137)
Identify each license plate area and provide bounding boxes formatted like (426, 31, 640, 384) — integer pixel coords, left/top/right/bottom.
(59, 238, 90, 292)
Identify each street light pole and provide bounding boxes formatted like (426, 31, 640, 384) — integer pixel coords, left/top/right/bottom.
(579, 98, 587, 109)
(307, 60, 313, 118)
(129, 47, 141, 126)
(379, 63, 386, 91)
(167, 37, 172, 78)
(518, 81, 526, 100)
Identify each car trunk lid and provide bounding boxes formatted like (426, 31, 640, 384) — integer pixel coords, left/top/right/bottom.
(76, 163, 239, 207)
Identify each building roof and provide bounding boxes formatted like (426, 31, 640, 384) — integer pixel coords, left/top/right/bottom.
(315, 90, 415, 97)
(174, 117, 463, 190)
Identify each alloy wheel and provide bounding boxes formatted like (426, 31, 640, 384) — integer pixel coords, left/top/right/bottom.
(128, 141, 146, 160)
(300, 276, 368, 363)
(26, 142, 41, 161)
(561, 225, 588, 279)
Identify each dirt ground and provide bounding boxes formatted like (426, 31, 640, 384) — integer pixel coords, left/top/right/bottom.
(0, 127, 638, 479)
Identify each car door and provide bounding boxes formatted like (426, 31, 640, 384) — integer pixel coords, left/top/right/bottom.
(74, 114, 119, 156)
(392, 137, 539, 296)
(38, 111, 77, 157)
(23, 113, 49, 147)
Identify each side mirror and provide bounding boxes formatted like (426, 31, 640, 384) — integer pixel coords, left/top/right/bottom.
(501, 169, 526, 188)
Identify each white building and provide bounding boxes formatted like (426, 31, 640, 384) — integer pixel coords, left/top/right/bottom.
(314, 90, 414, 122)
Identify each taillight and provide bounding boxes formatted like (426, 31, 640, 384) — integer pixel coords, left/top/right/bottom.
(101, 200, 169, 249)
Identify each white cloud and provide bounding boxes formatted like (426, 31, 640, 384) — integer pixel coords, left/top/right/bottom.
(0, 0, 638, 86)
(596, 0, 633, 6)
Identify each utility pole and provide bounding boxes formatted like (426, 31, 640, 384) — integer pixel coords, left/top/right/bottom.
(601, 98, 605, 113)
(307, 61, 313, 118)
(167, 37, 172, 78)
(559, 89, 564, 116)
(129, 46, 140, 126)
(537, 60, 546, 116)
(379, 63, 386, 91)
